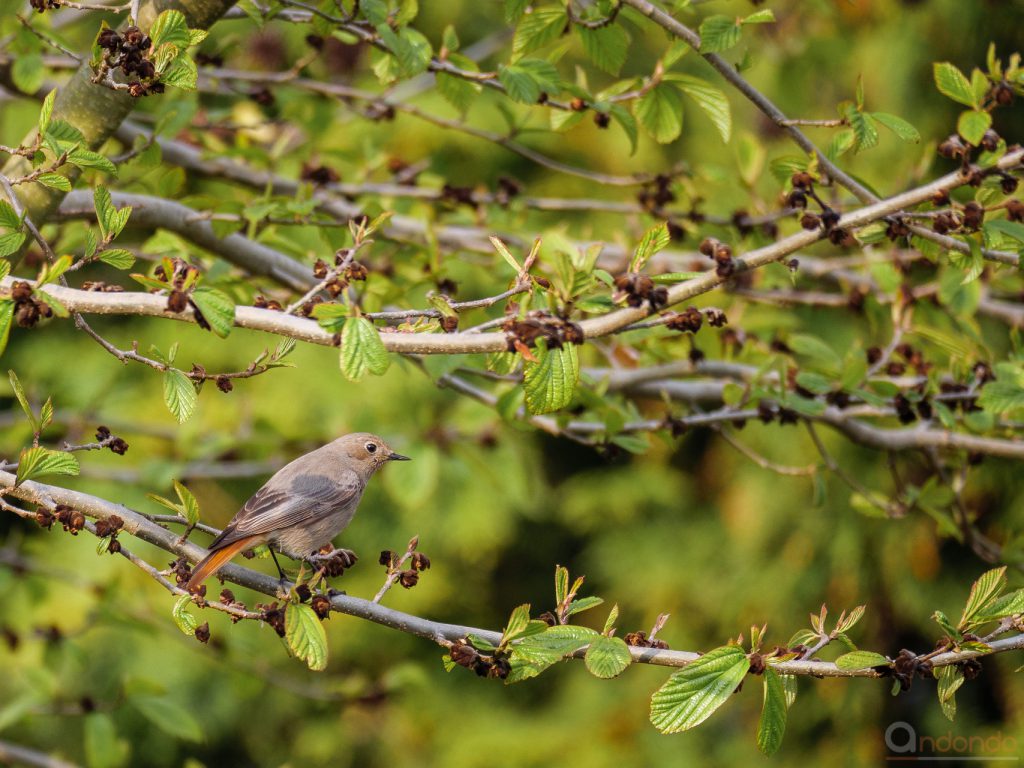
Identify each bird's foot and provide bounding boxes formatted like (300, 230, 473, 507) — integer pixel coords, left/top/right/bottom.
(307, 547, 358, 576)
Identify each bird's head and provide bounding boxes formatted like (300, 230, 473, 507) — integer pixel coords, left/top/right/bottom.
(335, 432, 411, 473)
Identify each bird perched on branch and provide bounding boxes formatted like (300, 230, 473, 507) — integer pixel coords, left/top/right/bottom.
(186, 433, 410, 592)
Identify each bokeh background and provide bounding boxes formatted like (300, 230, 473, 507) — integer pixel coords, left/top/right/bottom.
(2, 0, 1024, 765)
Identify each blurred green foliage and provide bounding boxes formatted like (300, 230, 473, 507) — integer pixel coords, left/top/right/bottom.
(2, 0, 1024, 765)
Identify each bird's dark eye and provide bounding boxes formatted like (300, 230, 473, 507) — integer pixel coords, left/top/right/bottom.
(366, 442, 377, 453)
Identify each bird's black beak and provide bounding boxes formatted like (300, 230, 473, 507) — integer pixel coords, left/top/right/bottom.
(388, 452, 411, 461)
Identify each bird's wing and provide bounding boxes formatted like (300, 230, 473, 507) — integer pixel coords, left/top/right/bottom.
(209, 470, 362, 548)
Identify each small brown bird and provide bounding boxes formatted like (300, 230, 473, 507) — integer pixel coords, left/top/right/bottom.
(186, 433, 409, 592)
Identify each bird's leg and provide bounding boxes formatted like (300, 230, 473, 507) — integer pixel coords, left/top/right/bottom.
(269, 549, 292, 595)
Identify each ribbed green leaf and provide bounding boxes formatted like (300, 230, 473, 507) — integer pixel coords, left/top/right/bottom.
(163, 368, 198, 423)
(15, 446, 80, 486)
(649, 645, 749, 733)
(285, 603, 329, 671)
(190, 288, 235, 338)
(584, 634, 632, 679)
(132, 695, 202, 742)
(635, 84, 684, 144)
(698, 15, 742, 53)
(523, 341, 579, 414)
(757, 667, 787, 756)
(340, 317, 390, 381)
(933, 62, 977, 107)
(835, 650, 890, 670)
(508, 625, 597, 683)
(671, 74, 731, 142)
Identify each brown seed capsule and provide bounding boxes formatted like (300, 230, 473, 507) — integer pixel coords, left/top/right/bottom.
(95, 425, 112, 441)
(449, 641, 478, 667)
(980, 129, 1000, 152)
(35, 509, 55, 529)
(11, 281, 33, 302)
(594, 112, 610, 128)
(625, 631, 651, 647)
(93, 515, 124, 538)
(411, 552, 431, 571)
(166, 290, 188, 313)
(1007, 199, 1024, 222)
(194, 623, 210, 643)
(379, 550, 396, 568)
(440, 315, 459, 334)
(698, 237, 718, 257)
(937, 135, 968, 160)
(311, 594, 331, 619)
(800, 212, 821, 230)
(570, 97, 587, 112)
(791, 171, 814, 190)
(748, 653, 766, 675)
(108, 438, 129, 455)
(1000, 175, 1018, 194)
(295, 584, 312, 603)
(962, 201, 984, 230)
(992, 82, 1014, 106)
(398, 569, 419, 588)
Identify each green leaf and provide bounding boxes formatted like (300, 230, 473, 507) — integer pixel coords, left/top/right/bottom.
(173, 480, 200, 526)
(978, 378, 1024, 415)
(0, 300, 13, 359)
(523, 340, 579, 414)
(513, 7, 566, 56)
(161, 55, 199, 91)
(744, 8, 776, 24)
(835, 650, 890, 670)
(699, 15, 742, 53)
(608, 104, 638, 154)
(957, 109, 992, 146)
(0, 200, 21, 230)
(285, 602, 329, 671)
(15, 446, 80, 486)
(98, 248, 136, 270)
(584, 634, 632, 679)
(502, 604, 532, 644)
(635, 83, 684, 144)
(94, 187, 116, 240)
(848, 109, 879, 152)
(84, 713, 129, 768)
(0, 231, 26, 258)
(499, 59, 560, 104)
(340, 317, 390, 381)
(788, 333, 841, 372)
(504, 0, 529, 23)
(190, 288, 235, 338)
(757, 667, 787, 756)
(578, 25, 629, 76)
(631, 222, 671, 272)
(934, 62, 977, 107)
(38, 88, 56, 135)
(555, 565, 569, 605)
(36, 173, 71, 192)
(936, 665, 965, 721)
(11, 53, 43, 95)
(436, 71, 479, 114)
(508, 625, 597, 682)
(171, 595, 199, 636)
(670, 74, 731, 142)
(68, 147, 117, 176)
(567, 595, 604, 616)
(986, 220, 1024, 244)
(132, 695, 203, 742)
(649, 645, 749, 733)
(149, 10, 190, 49)
(960, 567, 1007, 628)
(974, 588, 1024, 623)
(163, 368, 198, 423)
(7, 369, 32, 425)
(871, 112, 920, 143)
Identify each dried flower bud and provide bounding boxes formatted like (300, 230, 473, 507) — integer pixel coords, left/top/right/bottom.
(411, 552, 431, 571)
(379, 550, 397, 568)
(166, 290, 188, 313)
(398, 569, 419, 588)
(108, 438, 129, 455)
(311, 594, 331, 619)
(194, 623, 210, 643)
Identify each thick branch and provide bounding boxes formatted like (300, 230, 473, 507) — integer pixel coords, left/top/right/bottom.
(3, 472, 1022, 678)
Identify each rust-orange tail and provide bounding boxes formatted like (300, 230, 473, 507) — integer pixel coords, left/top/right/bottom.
(186, 537, 257, 593)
